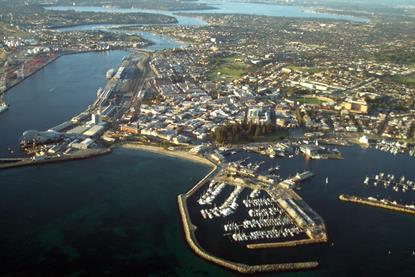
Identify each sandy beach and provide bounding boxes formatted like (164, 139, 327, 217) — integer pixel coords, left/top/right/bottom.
(120, 143, 215, 167)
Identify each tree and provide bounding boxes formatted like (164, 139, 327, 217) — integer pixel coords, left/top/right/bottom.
(254, 125, 262, 137)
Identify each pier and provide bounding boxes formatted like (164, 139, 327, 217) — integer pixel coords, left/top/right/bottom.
(0, 148, 111, 170)
(177, 156, 323, 273)
(339, 194, 415, 215)
(178, 193, 320, 273)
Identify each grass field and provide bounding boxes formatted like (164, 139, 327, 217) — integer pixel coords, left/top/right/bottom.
(207, 55, 252, 81)
(295, 97, 327, 105)
(389, 74, 415, 87)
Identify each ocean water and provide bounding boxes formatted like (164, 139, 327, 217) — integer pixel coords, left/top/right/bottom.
(187, 146, 415, 277)
(0, 2, 412, 275)
(1, 146, 413, 276)
(0, 148, 222, 276)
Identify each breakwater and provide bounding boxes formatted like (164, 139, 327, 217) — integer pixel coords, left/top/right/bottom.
(177, 155, 320, 273)
(177, 194, 319, 273)
(0, 148, 111, 170)
(246, 237, 327, 249)
(339, 194, 415, 215)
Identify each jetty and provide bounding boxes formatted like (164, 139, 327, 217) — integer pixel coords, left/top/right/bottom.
(178, 193, 319, 273)
(339, 194, 415, 215)
(247, 237, 327, 249)
(177, 157, 321, 273)
(0, 148, 111, 169)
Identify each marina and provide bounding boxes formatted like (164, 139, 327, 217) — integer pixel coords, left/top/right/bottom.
(179, 154, 328, 273)
(374, 140, 415, 157)
(364, 172, 415, 194)
(1, 142, 415, 275)
(178, 157, 321, 274)
(1, 1, 415, 275)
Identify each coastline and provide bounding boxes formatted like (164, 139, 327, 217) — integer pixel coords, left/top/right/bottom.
(2, 55, 59, 95)
(120, 143, 214, 167)
(2, 48, 136, 96)
(121, 142, 320, 273)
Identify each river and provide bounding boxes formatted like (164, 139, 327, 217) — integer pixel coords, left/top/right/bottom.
(46, 0, 368, 23)
(0, 50, 128, 157)
(0, 2, 413, 276)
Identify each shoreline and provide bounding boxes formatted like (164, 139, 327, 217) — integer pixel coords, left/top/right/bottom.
(138, 142, 323, 274)
(2, 55, 59, 95)
(2, 49, 124, 95)
(120, 143, 215, 167)
(2, 46, 156, 96)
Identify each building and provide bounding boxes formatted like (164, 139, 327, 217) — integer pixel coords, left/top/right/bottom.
(342, 98, 368, 114)
(247, 106, 275, 125)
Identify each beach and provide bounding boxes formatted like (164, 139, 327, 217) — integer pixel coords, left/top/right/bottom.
(120, 143, 215, 167)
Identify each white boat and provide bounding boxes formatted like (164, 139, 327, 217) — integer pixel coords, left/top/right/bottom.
(0, 95, 8, 114)
(325, 177, 329, 184)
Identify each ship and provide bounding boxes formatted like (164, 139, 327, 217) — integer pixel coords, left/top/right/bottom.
(0, 94, 8, 114)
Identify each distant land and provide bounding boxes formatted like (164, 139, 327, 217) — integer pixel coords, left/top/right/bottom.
(35, 0, 214, 11)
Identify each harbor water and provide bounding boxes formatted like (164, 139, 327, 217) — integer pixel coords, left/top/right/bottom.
(0, 2, 413, 276)
(0, 50, 128, 157)
(188, 147, 415, 276)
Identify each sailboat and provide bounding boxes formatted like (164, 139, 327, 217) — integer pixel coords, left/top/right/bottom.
(325, 177, 329, 184)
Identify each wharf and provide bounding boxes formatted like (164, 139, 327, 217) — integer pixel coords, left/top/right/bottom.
(177, 158, 320, 273)
(339, 194, 415, 215)
(178, 193, 319, 273)
(0, 148, 111, 170)
(267, 188, 328, 242)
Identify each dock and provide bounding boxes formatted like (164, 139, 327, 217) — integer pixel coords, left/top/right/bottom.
(178, 193, 320, 273)
(0, 148, 111, 170)
(177, 158, 321, 273)
(339, 194, 415, 215)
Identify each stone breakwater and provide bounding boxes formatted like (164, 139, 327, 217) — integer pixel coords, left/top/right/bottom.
(339, 194, 415, 215)
(176, 154, 320, 273)
(177, 194, 319, 273)
(246, 237, 328, 249)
